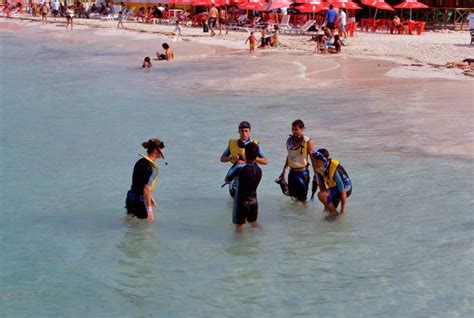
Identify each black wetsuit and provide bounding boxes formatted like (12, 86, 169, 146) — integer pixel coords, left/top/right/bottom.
(125, 158, 155, 219)
(226, 162, 262, 225)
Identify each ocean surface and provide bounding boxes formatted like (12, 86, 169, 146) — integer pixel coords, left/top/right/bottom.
(1, 22, 473, 317)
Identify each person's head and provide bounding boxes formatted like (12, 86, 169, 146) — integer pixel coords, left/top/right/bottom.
(329, 4, 333, 9)
(334, 34, 340, 42)
(162, 43, 169, 50)
(245, 142, 259, 162)
(312, 148, 329, 170)
(142, 138, 165, 158)
(119, 10, 122, 14)
(144, 56, 151, 63)
(291, 119, 305, 137)
(238, 121, 251, 141)
(250, 31, 254, 36)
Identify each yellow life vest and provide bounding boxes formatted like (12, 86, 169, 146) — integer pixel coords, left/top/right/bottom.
(316, 158, 340, 189)
(139, 154, 160, 192)
(287, 136, 310, 169)
(228, 139, 259, 163)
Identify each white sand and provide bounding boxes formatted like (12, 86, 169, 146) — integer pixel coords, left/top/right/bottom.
(2, 15, 473, 80)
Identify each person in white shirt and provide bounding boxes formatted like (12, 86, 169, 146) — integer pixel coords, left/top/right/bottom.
(338, 9, 347, 38)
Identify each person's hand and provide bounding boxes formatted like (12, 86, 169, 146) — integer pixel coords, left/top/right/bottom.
(147, 211, 155, 223)
(230, 154, 239, 163)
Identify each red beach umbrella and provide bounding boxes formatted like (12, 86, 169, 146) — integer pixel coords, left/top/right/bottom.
(191, 0, 214, 6)
(394, 0, 428, 20)
(331, 0, 361, 10)
(238, 0, 266, 10)
(297, 1, 328, 13)
(262, 0, 293, 11)
(361, 0, 393, 11)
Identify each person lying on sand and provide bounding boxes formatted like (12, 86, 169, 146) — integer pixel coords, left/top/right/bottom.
(444, 59, 474, 69)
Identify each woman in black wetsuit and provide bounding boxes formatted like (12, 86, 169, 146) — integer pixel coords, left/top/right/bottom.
(125, 139, 165, 222)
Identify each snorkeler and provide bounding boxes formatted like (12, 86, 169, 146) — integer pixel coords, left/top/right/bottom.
(279, 119, 317, 202)
(312, 148, 352, 220)
(224, 143, 262, 233)
(220, 121, 268, 197)
(125, 139, 166, 223)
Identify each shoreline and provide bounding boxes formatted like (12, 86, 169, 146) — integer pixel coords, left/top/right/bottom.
(2, 16, 473, 81)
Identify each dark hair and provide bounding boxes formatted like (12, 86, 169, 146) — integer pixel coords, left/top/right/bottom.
(329, 4, 333, 9)
(239, 121, 251, 129)
(162, 43, 169, 49)
(292, 119, 305, 129)
(142, 138, 164, 153)
(245, 142, 259, 161)
(316, 148, 329, 159)
(144, 56, 151, 62)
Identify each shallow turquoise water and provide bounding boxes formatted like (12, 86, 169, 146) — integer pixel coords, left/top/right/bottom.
(1, 25, 473, 317)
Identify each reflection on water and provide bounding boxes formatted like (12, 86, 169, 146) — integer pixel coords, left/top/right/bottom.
(114, 220, 159, 309)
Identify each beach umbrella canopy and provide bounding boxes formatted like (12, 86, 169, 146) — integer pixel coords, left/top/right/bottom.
(394, 0, 428, 9)
(394, 0, 428, 20)
(262, 0, 293, 11)
(361, 0, 393, 11)
(296, 2, 328, 13)
(331, 0, 362, 10)
(237, 0, 266, 10)
(190, 0, 213, 6)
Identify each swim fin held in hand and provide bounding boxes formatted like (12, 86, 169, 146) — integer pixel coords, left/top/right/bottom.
(309, 179, 318, 202)
(275, 176, 290, 196)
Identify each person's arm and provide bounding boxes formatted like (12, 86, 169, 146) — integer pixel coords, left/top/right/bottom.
(143, 184, 154, 222)
(280, 157, 289, 178)
(256, 145, 268, 165)
(225, 164, 242, 184)
(220, 146, 239, 163)
(306, 138, 316, 175)
(317, 174, 326, 192)
(333, 170, 346, 213)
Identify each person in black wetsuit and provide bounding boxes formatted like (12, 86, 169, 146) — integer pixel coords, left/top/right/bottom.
(125, 138, 165, 223)
(224, 142, 262, 233)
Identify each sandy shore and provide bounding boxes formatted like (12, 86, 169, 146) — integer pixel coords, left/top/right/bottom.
(2, 15, 473, 81)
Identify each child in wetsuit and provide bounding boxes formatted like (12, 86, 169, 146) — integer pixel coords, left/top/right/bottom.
(225, 142, 262, 233)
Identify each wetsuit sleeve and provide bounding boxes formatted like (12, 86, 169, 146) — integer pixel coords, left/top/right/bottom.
(222, 146, 230, 157)
(226, 164, 243, 182)
(333, 170, 345, 193)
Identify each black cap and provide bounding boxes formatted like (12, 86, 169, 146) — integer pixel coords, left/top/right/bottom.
(238, 121, 251, 129)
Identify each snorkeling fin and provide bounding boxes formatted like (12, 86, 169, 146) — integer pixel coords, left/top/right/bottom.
(275, 176, 290, 196)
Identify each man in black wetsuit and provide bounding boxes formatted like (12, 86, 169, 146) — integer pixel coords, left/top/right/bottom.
(224, 142, 262, 233)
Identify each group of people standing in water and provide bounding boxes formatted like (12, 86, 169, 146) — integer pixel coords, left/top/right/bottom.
(125, 119, 352, 231)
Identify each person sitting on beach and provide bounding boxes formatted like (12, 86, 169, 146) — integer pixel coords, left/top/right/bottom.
(393, 15, 404, 34)
(224, 143, 263, 233)
(142, 56, 152, 68)
(245, 32, 258, 54)
(315, 34, 327, 54)
(327, 34, 342, 54)
(312, 149, 352, 221)
(156, 43, 174, 61)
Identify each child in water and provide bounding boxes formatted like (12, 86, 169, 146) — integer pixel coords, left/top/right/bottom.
(245, 32, 257, 54)
(142, 57, 152, 68)
(117, 11, 124, 29)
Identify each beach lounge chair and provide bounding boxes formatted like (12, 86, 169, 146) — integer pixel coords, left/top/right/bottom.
(228, 15, 248, 30)
(278, 15, 292, 32)
(291, 19, 315, 34)
(124, 7, 136, 22)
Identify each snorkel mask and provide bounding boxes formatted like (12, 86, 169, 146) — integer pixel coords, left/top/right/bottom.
(312, 151, 328, 170)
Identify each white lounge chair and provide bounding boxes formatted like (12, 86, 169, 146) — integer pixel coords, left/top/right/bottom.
(292, 20, 316, 34)
(278, 14, 292, 32)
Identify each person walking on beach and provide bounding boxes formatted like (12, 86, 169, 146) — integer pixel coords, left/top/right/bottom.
(125, 139, 166, 223)
(208, 4, 218, 36)
(117, 11, 124, 29)
(220, 121, 268, 197)
(279, 119, 317, 202)
(245, 32, 258, 54)
(224, 143, 262, 233)
(338, 9, 347, 38)
(66, 5, 74, 30)
(218, 6, 228, 35)
(40, 1, 49, 24)
(312, 149, 352, 220)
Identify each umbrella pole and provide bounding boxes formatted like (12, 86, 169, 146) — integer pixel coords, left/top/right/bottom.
(374, 8, 378, 19)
